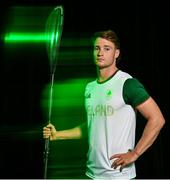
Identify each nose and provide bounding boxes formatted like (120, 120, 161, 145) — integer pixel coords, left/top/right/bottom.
(97, 49, 103, 56)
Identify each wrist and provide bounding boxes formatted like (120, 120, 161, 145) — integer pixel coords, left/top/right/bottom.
(51, 130, 58, 141)
(128, 149, 140, 158)
(54, 131, 59, 140)
(133, 149, 140, 157)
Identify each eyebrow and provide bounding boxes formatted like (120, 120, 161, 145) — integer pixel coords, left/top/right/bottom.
(95, 45, 112, 48)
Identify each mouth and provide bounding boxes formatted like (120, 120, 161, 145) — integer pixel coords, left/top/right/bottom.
(96, 58, 104, 62)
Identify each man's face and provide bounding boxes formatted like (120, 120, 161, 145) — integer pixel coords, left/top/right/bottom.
(93, 37, 120, 69)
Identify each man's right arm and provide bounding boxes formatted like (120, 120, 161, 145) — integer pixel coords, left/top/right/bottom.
(43, 122, 87, 141)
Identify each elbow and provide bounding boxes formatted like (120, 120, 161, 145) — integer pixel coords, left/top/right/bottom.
(160, 117, 165, 129)
(156, 115, 165, 131)
(150, 116, 165, 132)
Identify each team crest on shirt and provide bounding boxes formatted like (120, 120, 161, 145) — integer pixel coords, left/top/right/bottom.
(106, 89, 113, 99)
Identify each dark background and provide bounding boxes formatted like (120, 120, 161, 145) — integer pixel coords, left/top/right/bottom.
(0, 0, 170, 179)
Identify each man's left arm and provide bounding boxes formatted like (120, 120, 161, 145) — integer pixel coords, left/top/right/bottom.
(133, 96, 165, 156)
(110, 96, 165, 171)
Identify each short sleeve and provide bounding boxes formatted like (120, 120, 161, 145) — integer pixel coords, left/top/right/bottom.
(123, 78, 150, 107)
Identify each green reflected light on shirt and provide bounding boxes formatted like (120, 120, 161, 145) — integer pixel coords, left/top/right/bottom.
(41, 78, 94, 127)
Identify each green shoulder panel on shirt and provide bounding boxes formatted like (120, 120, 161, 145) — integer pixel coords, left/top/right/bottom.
(123, 78, 150, 107)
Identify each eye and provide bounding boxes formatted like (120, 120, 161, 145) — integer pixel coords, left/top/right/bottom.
(94, 46, 99, 51)
(104, 47, 110, 51)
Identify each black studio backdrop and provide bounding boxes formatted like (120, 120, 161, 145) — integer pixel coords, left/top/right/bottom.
(0, 0, 170, 179)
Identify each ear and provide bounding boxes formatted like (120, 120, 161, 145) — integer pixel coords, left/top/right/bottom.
(115, 49, 120, 59)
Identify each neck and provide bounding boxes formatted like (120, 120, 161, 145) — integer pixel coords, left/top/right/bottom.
(97, 66, 118, 83)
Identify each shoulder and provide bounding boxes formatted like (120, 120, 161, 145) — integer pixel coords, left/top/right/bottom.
(124, 78, 146, 90)
(117, 70, 133, 80)
(86, 79, 96, 87)
(123, 77, 150, 107)
(85, 79, 96, 92)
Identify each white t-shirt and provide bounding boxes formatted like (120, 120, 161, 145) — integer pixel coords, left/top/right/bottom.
(85, 70, 150, 179)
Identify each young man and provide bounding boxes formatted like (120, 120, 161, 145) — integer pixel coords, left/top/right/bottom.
(43, 30, 165, 179)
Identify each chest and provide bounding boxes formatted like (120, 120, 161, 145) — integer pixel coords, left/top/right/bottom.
(85, 81, 125, 113)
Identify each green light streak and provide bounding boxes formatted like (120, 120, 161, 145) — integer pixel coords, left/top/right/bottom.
(4, 32, 49, 43)
(55, 31, 59, 44)
(50, 31, 55, 46)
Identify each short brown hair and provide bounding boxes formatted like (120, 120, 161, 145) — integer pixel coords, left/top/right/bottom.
(92, 29, 120, 49)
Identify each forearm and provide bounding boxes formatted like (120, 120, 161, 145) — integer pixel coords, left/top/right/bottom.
(134, 117, 164, 157)
(54, 127, 81, 140)
(54, 122, 87, 140)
